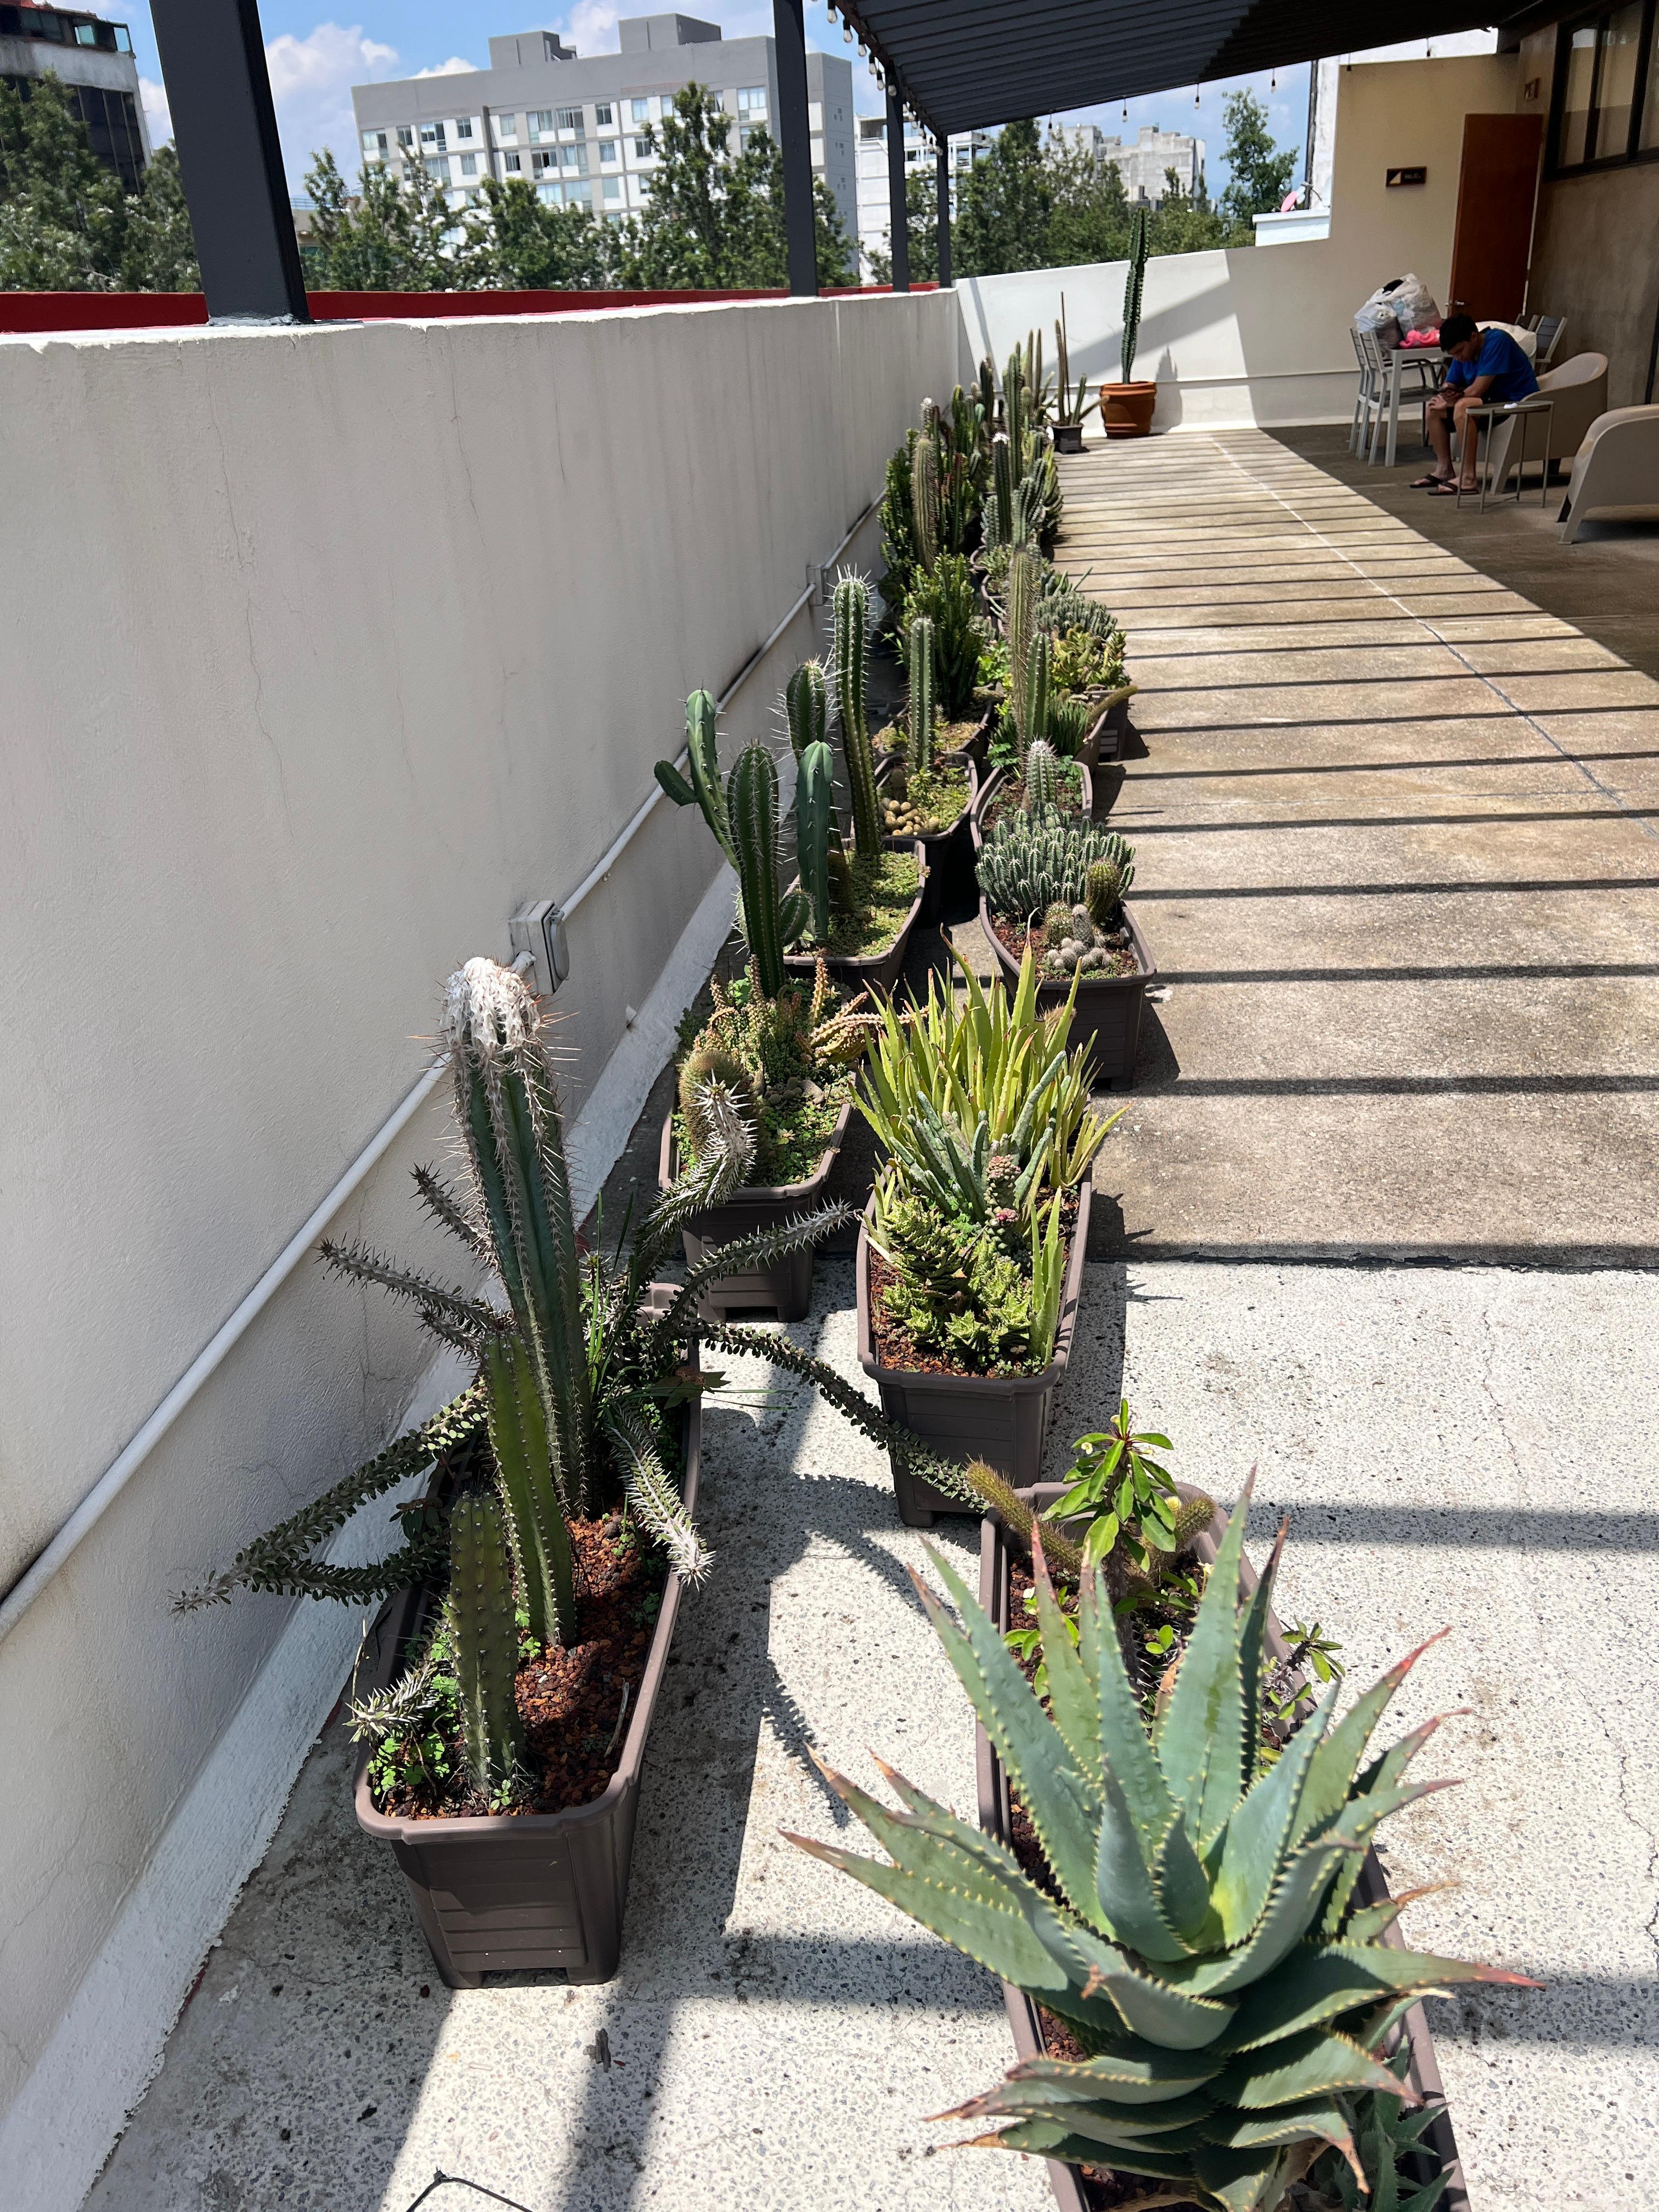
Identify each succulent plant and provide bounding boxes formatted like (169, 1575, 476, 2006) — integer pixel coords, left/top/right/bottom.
(1018, 635, 1054, 765)
(978, 809, 1135, 926)
(832, 571, 883, 861)
(1055, 295, 1096, 431)
(794, 737, 839, 948)
(978, 351, 998, 437)
(659, 702, 811, 996)
(1040, 903, 1119, 980)
(901, 553, 982, 720)
(447, 1488, 526, 1795)
(989, 431, 1015, 549)
(791, 1487, 1534, 2210)
(784, 659, 829, 761)
(1006, 543, 1039, 739)
(1025, 735, 1060, 814)
(654, 687, 732, 864)
(911, 427, 941, 575)
(679, 1035, 761, 1167)
(1048, 697, 1090, 758)
(908, 615, 936, 775)
(1123, 200, 1150, 382)
(1086, 844, 1135, 927)
(1004, 343, 1029, 467)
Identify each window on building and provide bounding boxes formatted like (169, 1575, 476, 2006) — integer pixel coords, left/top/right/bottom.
(397, 124, 414, 148)
(565, 182, 591, 208)
(634, 135, 653, 159)
(362, 129, 387, 155)
(459, 151, 477, 176)
(599, 137, 618, 162)
(555, 104, 582, 132)
(529, 109, 553, 139)
(496, 112, 517, 139)
(454, 116, 474, 139)
(1552, 2, 1657, 167)
(504, 150, 521, 172)
(563, 142, 589, 173)
(420, 121, 444, 147)
(603, 174, 621, 200)
(631, 97, 651, 123)
(658, 94, 675, 118)
(532, 149, 555, 172)
(539, 180, 561, 204)
(738, 123, 763, 151)
(737, 85, 766, 112)
(115, 24, 132, 50)
(425, 157, 446, 180)
(594, 101, 613, 126)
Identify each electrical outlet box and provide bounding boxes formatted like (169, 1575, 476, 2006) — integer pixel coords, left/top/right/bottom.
(509, 899, 571, 996)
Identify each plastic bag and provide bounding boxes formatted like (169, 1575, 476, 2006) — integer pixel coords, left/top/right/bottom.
(1355, 274, 1440, 347)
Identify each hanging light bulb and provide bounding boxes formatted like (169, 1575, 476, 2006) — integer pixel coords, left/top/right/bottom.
(1270, 68, 1277, 91)
(1194, 83, 1201, 108)
(843, 22, 851, 39)
(1121, 97, 1128, 120)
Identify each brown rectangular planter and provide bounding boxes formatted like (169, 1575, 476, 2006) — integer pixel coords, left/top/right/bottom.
(855, 1181, 1092, 1525)
(885, 752, 979, 924)
(783, 838, 926, 1000)
(979, 896, 1154, 1092)
(972, 758, 1094, 832)
(353, 1391, 701, 1989)
(1075, 687, 1136, 769)
(659, 1101, 852, 1322)
(975, 1487, 1470, 2212)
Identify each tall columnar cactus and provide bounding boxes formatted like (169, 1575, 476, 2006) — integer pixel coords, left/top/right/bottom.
(907, 615, 936, 775)
(795, 737, 837, 946)
(921, 393, 941, 441)
(1122, 201, 1150, 382)
(990, 432, 1014, 549)
(447, 1489, 525, 1795)
(977, 352, 998, 442)
(1004, 345, 1028, 469)
(1055, 292, 1094, 429)
(1006, 543, 1040, 749)
(792, 1496, 1533, 2208)
(654, 689, 732, 862)
(484, 1333, 575, 1648)
(730, 742, 799, 997)
(834, 571, 882, 861)
(911, 431, 941, 575)
(784, 658, 828, 761)
(1019, 632, 1052, 765)
(1024, 734, 1059, 812)
(443, 957, 595, 1519)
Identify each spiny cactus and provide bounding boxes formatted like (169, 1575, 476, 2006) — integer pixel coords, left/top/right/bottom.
(447, 1489, 525, 1796)
(833, 571, 882, 861)
(1018, 633, 1052, 765)
(1085, 841, 1135, 927)
(1024, 736, 1059, 812)
(655, 689, 732, 863)
(977, 352, 998, 438)
(679, 1035, 760, 1147)
(907, 615, 936, 775)
(484, 1333, 575, 1648)
(795, 738, 837, 947)
(730, 743, 798, 997)
(1006, 543, 1039, 741)
(1122, 200, 1150, 382)
(911, 431, 941, 575)
(977, 810, 1133, 925)
(784, 659, 829, 761)
(1054, 293, 1094, 430)
(921, 393, 941, 440)
(1003, 343, 1028, 467)
(790, 1489, 1533, 2209)
(989, 431, 1014, 549)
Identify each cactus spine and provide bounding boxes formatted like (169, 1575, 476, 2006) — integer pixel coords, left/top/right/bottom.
(795, 737, 837, 946)
(654, 689, 732, 862)
(784, 659, 828, 761)
(910, 431, 940, 575)
(1024, 735, 1059, 813)
(1122, 202, 1150, 381)
(730, 743, 788, 997)
(1085, 839, 1135, 925)
(484, 1333, 575, 1648)
(907, 615, 936, 775)
(443, 958, 595, 1521)
(833, 572, 882, 861)
(447, 1490, 525, 1795)
(1022, 631, 1051, 763)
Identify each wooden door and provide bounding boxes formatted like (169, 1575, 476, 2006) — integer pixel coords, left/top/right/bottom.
(1448, 114, 1545, 321)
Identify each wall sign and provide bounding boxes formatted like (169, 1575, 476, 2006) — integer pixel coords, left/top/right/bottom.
(1386, 166, 1427, 187)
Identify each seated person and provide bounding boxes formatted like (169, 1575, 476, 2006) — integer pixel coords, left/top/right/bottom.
(1416, 313, 1539, 493)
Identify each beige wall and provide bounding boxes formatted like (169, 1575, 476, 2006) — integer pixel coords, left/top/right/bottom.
(1517, 21, 1659, 408)
(0, 287, 960, 2208)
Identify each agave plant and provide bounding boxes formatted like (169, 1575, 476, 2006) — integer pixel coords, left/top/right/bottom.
(791, 1491, 1533, 2211)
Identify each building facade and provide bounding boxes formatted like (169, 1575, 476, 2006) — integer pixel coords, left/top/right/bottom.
(352, 14, 855, 240)
(0, 0, 149, 190)
(855, 113, 989, 276)
(1053, 121, 1205, 206)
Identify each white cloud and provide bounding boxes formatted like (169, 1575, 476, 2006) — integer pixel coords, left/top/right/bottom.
(139, 75, 171, 149)
(415, 57, 479, 78)
(263, 22, 402, 192)
(562, 2, 621, 54)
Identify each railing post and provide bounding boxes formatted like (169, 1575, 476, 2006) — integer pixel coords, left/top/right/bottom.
(149, 0, 309, 322)
(936, 143, 952, 287)
(771, 0, 818, 297)
(886, 83, 910, 292)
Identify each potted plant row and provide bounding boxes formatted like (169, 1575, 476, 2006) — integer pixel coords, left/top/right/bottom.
(791, 1403, 1535, 2212)
(851, 949, 1117, 1523)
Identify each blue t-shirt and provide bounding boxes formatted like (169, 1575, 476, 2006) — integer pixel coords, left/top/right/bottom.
(1444, 328, 1539, 405)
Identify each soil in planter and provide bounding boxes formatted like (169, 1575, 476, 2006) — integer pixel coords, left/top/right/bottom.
(981, 760, 1086, 831)
(868, 1192, 1080, 1379)
(985, 911, 1139, 980)
(940, 716, 984, 752)
(370, 1516, 665, 1823)
(881, 762, 969, 839)
(673, 1073, 854, 1190)
(803, 848, 921, 962)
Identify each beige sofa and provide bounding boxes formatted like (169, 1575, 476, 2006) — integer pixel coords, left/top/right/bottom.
(1559, 405, 1659, 542)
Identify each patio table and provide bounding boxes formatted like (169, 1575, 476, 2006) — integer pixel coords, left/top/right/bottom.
(1373, 344, 1445, 469)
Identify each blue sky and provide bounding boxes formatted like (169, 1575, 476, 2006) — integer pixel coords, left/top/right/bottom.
(121, 1, 1312, 201)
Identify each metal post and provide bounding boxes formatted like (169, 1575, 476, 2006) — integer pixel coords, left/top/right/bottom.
(771, 0, 817, 296)
(935, 144, 952, 287)
(885, 82, 910, 292)
(149, 0, 309, 321)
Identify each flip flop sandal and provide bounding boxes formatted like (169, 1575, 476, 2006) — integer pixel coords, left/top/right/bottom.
(1410, 473, 1452, 488)
(1426, 481, 1471, 497)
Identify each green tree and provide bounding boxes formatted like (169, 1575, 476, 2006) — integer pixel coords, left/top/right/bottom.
(1045, 131, 1132, 268)
(954, 117, 1050, 276)
(122, 145, 199, 290)
(865, 169, 936, 286)
(303, 147, 491, 290)
(476, 174, 617, 288)
(0, 71, 128, 287)
(1217, 88, 1296, 236)
(1148, 168, 1229, 255)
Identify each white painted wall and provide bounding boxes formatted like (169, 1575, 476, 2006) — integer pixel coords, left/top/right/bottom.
(0, 286, 959, 2206)
(957, 54, 1518, 432)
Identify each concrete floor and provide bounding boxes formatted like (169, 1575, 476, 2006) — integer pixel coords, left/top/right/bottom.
(1044, 428, 1659, 1265)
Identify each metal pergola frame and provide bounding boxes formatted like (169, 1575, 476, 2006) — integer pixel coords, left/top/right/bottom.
(154, 0, 1528, 320)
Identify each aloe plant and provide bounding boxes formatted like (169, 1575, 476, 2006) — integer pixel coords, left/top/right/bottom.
(791, 1488, 1534, 2210)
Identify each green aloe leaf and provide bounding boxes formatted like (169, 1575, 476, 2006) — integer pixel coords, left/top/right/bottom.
(1210, 1683, 1338, 1944)
(1002, 2049, 1225, 2108)
(1293, 1633, 1448, 1850)
(1098, 1775, 1192, 1962)
(1156, 1813, 1222, 1948)
(1218, 1938, 1527, 2054)
(1189, 2144, 1300, 2212)
(1157, 1483, 1253, 1849)
(1064, 1921, 1237, 2049)
(1032, 1531, 1102, 1788)
(1204, 2095, 1361, 2185)
(1084, 1566, 1184, 1876)
(964, 2079, 1220, 2143)
(1218, 2024, 1408, 2109)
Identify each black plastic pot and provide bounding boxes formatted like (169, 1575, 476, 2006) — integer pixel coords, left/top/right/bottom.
(783, 839, 926, 999)
(353, 1384, 700, 1989)
(1052, 422, 1085, 454)
(855, 1183, 1093, 1525)
(979, 896, 1154, 1091)
(659, 1103, 851, 1322)
(882, 752, 979, 924)
(976, 1488, 1472, 2212)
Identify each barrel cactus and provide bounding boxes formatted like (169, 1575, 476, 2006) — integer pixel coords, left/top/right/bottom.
(1086, 845, 1135, 929)
(834, 571, 882, 861)
(908, 614, 936, 775)
(790, 1492, 1533, 2209)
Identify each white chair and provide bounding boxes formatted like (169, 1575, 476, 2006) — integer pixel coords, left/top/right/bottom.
(1559, 406, 1659, 542)
(1348, 325, 1380, 455)
(1526, 312, 1568, 364)
(1485, 352, 1609, 492)
(1356, 323, 1438, 464)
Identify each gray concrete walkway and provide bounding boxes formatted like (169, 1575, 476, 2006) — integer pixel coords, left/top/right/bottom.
(1048, 430, 1659, 1265)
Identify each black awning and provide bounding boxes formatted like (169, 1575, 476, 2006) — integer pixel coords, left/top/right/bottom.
(833, 0, 1515, 137)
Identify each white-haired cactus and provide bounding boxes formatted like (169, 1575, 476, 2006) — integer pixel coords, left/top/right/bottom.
(447, 1489, 525, 1795)
(834, 572, 882, 860)
(907, 616, 936, 776)
(1024, 735, 1059, 813)
(785, 659, 829, 761)
(655, 689, 732, 864)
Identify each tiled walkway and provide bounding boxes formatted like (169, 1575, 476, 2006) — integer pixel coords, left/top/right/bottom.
(1053, 430, 1659, 1263)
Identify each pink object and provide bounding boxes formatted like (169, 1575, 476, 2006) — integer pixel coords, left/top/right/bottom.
(1402, 326, 1441, 347)
(1279, 186, 1302, 212)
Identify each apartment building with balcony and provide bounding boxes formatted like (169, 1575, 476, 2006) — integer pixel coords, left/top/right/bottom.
(1053, 120, 1206, 205)
(0, 0, 148, 190)
(855, 110, 988, 276)
(352, 13, 855, 235)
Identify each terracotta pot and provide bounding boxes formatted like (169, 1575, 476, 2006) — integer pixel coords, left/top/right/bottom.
(783, 838, 927, 1000)
(1052, 421, 1085, 454)
(976, 1488, 1472, 2212)
(979, 895, 1154, 1091)
(855, 1183, 1092, 1525)
(659, 1102, 851, 1323)
(1097, 380, 1157, 438)
(353, 1382, 700, 1989)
